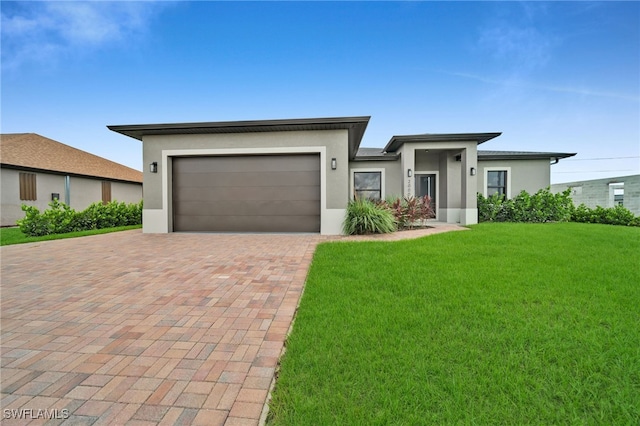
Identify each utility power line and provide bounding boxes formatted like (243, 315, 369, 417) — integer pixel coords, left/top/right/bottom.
(564, 156, 639, 161)
(554, 169, 637, 173)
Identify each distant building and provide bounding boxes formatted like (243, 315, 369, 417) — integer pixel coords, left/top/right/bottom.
(551, 174, 640, 215)
(1, 133, 143, 227)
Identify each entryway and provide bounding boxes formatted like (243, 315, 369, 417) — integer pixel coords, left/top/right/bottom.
(416, 173, 437, 217)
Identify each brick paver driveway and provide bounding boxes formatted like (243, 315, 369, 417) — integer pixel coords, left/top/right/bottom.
(1, 230, 323, 425)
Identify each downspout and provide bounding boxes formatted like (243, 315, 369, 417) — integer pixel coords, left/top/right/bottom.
(64, 175, 71, 205)
(550, 157, 559, 165)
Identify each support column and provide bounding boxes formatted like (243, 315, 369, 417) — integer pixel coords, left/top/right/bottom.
(460, 145, 478, 225)
(401, 146, 415, 197)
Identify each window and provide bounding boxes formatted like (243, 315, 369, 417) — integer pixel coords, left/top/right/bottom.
(487, 170, 508, 197)
(354, 171, 382, 200)
(610, 183, 624, 207)
(102, 181, 111, 204)
(19, 172, 37, 200)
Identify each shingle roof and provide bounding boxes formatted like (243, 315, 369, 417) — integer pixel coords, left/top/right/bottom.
(355, 147, 400, 160)
(0, 133, 143, 183)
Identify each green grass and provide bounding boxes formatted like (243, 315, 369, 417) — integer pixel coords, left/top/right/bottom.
(268, 223, 640, 425)
(0, 225, 141, 246)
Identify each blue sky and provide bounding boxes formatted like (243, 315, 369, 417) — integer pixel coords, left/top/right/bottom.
(2, 1, 638, 183)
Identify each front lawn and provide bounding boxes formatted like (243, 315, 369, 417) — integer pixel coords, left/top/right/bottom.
(268, 223, 640, 424)
(0, 225, 141, 246)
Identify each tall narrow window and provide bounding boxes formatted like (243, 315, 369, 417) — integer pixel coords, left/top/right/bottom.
(354, 171, 382, 200)
(102, 181, 112, 204)
(19, 172, 37, 201)
(487, 170, 507, 197)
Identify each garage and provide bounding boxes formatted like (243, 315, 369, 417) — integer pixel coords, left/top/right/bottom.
(172, 154, 321, 232)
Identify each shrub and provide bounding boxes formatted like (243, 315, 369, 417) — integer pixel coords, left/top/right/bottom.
(343, 198, 396, 235)
(380, 195, 435, 230)
(18, 200, 143, 237)
(571, 204, 640, 227)
(478, 188, 639, 226)
(478, 188, 573, 223)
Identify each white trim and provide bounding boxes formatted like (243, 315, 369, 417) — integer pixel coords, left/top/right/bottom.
(460, 208, 478, 226)
(350, 168, 386, 200)
(415, 170, 439, 221)
(483, 166, 512, 198)
(156, 147, 330, 233)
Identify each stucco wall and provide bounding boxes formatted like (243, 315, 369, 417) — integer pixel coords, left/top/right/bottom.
(349, 160, 402, 198)
(1, 168, 142, 226)
(551, 174, 640, 215)
(477, 159, 551, 197)
(141, 129, 350, 234)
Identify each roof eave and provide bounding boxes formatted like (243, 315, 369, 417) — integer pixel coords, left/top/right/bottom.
(108, 116, 371, 159)
(352, 154, 400, 162)
(383, 132, 502, 153)
(479, 153, 577, 161)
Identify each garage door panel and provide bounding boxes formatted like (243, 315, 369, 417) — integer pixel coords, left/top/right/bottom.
(174, 155, 320, 173)
(176, 186, 321, 202)
(174, 215, 321, 233)
(175, 199, 320, 217)
(173, 171, 320, 189)
(173, 154, 320, 232)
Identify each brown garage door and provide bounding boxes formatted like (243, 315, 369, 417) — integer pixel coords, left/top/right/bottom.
(173, 154, 321, 232)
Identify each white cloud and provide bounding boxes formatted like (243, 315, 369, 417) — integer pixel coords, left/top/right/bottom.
(448, 71, 640, 102)
(1, 1, 167, 70)
(478, 25, 553, 71)
(473, 2, 558, 74)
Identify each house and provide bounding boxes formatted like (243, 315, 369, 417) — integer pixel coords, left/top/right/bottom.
(551, 174, 640, 215)
(1, 133, 143, 227)
(108, 116, 575, 235)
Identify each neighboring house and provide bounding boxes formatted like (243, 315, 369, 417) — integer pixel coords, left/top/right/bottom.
(108, 116, 575, 235)
(1, 133, 143, 227)
(551, 174, 640, 215)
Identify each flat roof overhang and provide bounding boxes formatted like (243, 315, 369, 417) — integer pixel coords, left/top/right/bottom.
(108, 116, 370, 160)
(383, 132, 502, 153)
(478, 151, 577, 161)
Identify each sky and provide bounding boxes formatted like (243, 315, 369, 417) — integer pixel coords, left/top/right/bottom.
(1, 1, 639, 184)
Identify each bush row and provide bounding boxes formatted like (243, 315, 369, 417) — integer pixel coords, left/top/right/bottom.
(18, 199, 143, 237)
(477, 188, 574, 223)
(478, 188, 639, 226)
(571, 203, 640, 227)
(343, 195, 435, 235)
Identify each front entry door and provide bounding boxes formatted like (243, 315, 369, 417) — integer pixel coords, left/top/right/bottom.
(416, 174, 436, 216)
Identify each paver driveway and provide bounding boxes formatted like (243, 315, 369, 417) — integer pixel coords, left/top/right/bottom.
(1, 230, 323, 425)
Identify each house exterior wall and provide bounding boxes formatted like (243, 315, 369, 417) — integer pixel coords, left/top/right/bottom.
(1, 167, 142, 226)
(349, 160, 402, 199)
(550, 174, 640, 215)
(400, 142, 478, 225)
(141, 129, 349, 234)
(477, 159, 550, 197)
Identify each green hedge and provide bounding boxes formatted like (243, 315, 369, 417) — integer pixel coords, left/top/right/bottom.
(571, 203, 640, 226)
(478, 188, 639, 226)
(18, 199, 143, 237)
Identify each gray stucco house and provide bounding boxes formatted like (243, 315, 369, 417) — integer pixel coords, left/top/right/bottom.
(108, 116, 575, 235)
(1, 133, 143, 227)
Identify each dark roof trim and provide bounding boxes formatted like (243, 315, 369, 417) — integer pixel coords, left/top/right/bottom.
(384, 132, 502, 153)
(352, 154, 401, 161)
(478, 150, 577, 161)
(108, 116, 371, 160)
